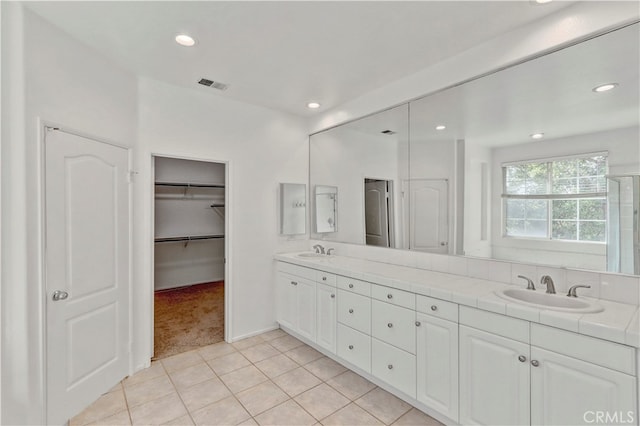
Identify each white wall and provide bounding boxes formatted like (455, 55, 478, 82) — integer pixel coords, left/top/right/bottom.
(132, 76, 309, 371)
(1, 5, 138, 424)
(490, 126, 639, 270)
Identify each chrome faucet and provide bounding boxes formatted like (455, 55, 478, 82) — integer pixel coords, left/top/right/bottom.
(567, 285, 591, 297)
(327, 248, 335, 255)
(540, 275, 556, 294)
(517, 275, 536, 290)
(313, 244, 325, 254)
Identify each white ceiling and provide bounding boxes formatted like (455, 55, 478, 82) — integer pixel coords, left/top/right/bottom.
(25, 1, 575, 117)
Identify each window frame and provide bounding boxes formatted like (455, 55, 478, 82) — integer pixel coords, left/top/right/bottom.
(501, 151, 608, 243)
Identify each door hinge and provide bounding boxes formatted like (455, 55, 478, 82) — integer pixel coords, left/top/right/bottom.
(128, 170, 138, 183)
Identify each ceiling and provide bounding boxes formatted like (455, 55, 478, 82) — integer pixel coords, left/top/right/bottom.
(25, 1, 575, 117)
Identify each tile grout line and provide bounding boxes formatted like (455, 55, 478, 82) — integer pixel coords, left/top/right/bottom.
(159, 352, 203, 426)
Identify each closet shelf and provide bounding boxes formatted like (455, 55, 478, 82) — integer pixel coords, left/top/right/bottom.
(155, 182, 225, 188)
(154, 234, 225, 244)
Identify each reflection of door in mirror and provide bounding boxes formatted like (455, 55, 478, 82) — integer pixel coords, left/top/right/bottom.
(315, 185, 338, 233)
(607, 175, 640, 275)
(364, 179, 394, 248)
(406, 179, 448, 253)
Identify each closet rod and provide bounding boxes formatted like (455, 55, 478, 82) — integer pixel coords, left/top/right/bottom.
(154, 235, 225, 243)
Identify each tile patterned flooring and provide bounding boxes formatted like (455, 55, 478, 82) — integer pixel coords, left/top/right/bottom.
(70, 329, 443, 426)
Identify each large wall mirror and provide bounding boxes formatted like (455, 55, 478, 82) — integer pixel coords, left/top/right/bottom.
(310, 23, 639, 274)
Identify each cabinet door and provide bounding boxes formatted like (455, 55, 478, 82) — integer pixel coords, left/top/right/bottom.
(459, 325, 530, 426)
(296, 278, 316, 341)
(277, 273, 297, 330)
(530, 346, 637, 426)
(416, 313, 458, 422)
(316, 283, 336, 353)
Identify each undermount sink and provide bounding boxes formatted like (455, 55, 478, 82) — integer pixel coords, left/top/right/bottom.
(495, 288, 603, 313)
(297, 252, 329, 259)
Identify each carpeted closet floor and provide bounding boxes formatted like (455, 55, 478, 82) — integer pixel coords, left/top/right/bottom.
(154, 281, 224, 360)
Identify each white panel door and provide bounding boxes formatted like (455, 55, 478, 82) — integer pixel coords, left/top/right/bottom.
(416, 313, 459, 422)
(296, 278, 316, 341)
(45, 129, 130, 425)
(530, 346, 637, 425)
(316, 283, 336, 353)
(409, 179, 448, 253)
(364, 180, 390, 247)
(459, 326, 530, 426)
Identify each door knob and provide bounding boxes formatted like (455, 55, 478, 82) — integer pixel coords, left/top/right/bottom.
(52, 290, 69, 301)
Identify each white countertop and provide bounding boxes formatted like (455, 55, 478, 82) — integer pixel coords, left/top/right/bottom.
(275, 252, 640, 348)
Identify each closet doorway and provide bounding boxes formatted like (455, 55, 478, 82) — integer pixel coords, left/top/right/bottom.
(152, 155, 227, 360)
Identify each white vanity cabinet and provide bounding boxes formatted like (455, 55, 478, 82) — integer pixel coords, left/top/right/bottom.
(276, 264, 317, 342)
(415, 296, 459, 422)
(316, 282, 337, 353)
(459, 306, 638, 426)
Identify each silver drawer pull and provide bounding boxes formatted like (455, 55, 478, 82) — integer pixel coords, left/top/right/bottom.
(348, 308, 354, 314)
(387, 294, 393, 299)
(388, 364, 393, 370)
(387, 323, 393, 328)
(531, 360, 540, 367)
(518, 355, 526, 363)
(431, 305, 438, 311)
(52, 290, 69, 301)
(348, 283, 354, 288)
(291, 281, 298, 286)
(330, 294, 335, 298)
(415, 321, 421, 327)
(348, 345, 354, 350)
(322, 276, 327, 281)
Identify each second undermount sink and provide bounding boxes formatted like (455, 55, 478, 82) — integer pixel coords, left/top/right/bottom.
(297, 252, 329, 259)
(496, 288, 603, 313)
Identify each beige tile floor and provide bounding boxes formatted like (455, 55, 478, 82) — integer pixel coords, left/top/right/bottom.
(70, 329, 444, 426)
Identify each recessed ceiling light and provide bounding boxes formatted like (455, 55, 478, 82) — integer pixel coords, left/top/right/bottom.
(175, 34, 196, 47)
(530, 133, 545, 140)
(533, 0, 553, 4)
(307, 102, 321, 109)
(592, 83, 618, 93)
(435, 125, 446, 130)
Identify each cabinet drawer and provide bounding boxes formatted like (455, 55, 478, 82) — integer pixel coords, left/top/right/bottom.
(316, 271, 337, 286)
(371, 284, 415, 309)
(337, 289, 371, 334)
(531, 323, 636, 375)
(337, 275, 371, 297)
(372, 338, 416, 398)
(371, 300, 416, 354)
(459, 306, 529, 344)
(337, 324, 371, 373)
(277, 262, 316, 281)
(416, 295, 458, 322)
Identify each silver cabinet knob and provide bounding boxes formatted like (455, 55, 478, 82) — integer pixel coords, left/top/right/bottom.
(348, 345, 354, 350)
(518, 355, 526, 362)
(387, 294, 393, 299)
(431, 305, 438, 311)
(291, 281, 298, 286)
(348, 283, 354, 288)
(531, 360, 540, 367)
(348, 308, 354, 314)
(387, 323, 393, 328)
(52, 290, 69, 301)
(415, 321, 421, 327)
(388, 364, 393, 370)
(330, 294, 335, 298)
(322, 276, 327, 281)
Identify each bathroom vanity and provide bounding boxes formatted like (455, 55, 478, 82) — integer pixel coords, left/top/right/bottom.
(274, 252, 639, 425)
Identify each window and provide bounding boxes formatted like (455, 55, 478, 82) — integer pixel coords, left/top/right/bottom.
(503, 153, 607, 242)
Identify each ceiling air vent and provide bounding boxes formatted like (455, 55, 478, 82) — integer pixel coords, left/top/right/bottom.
(381, 130, 396, 135)
(198, 78, 229, 91)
